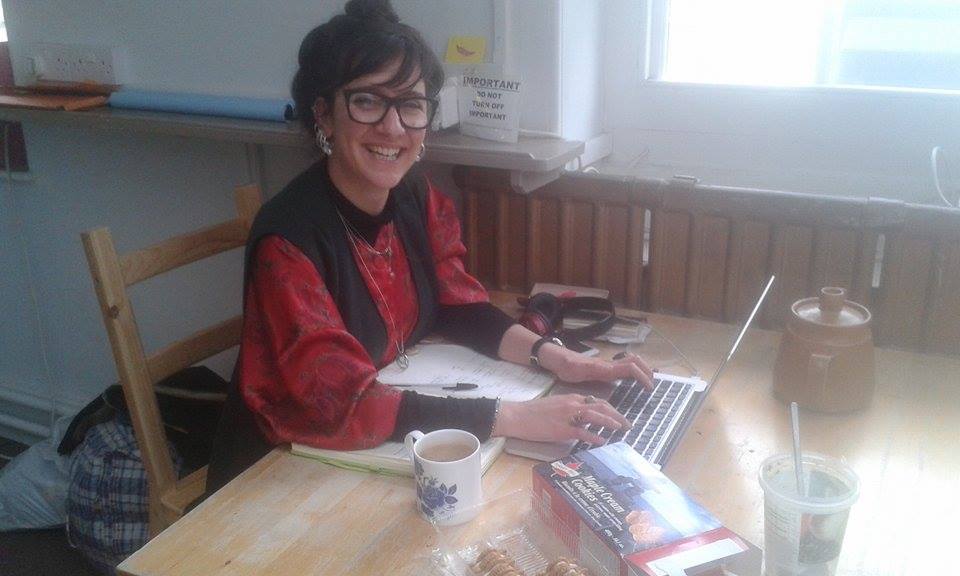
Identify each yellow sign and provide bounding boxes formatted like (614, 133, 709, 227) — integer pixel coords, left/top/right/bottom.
(445, 36, 486, 64)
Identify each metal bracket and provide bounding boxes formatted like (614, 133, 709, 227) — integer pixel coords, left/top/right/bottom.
(510, 168, 562, 194)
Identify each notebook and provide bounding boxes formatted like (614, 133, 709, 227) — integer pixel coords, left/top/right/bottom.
(506, 276, 775, 467)
(291, 344, 555, 475)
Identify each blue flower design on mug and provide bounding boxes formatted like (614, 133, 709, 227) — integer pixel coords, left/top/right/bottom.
(416, 473, 458, 518)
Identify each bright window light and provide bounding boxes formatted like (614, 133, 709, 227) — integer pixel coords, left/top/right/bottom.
(660, 0, 960, 91)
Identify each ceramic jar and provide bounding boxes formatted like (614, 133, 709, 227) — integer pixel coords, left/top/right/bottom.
(773, 287, 876, 412)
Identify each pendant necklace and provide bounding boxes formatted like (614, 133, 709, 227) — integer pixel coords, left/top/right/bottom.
(337, 209, 409, 370)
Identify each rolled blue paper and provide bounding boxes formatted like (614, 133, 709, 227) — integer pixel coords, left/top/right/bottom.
(108, 89, 295, 122)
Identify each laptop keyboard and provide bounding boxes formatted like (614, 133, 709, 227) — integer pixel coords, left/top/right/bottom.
(571, 376, 696, 465)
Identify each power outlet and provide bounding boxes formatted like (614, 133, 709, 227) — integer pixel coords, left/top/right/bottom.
(28, 42, 121, 85)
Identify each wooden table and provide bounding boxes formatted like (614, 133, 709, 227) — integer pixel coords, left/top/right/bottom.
(118, 308, 960, 576)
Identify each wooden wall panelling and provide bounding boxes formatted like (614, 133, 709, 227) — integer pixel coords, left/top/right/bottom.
(648, 209, 691, 315)
(723, 220, 772, 324)
(625, 205, 645, 309)
(924, 239, 960, 356)
(766, 225, 815, 328)
(559, 200, 576, 285)
(501, 191, 528, 291)
(525, 197, 542, 289)
(592, 203, 608, 290)
(474, 186, 499, 285)
(852, 231, 879, 312)
(685, 213, 731, 320)
(496, 190, 510, 289)
(901, 204, 960, 355)
(810, 228, 859, 293)
(537, 198, 562, 285)
(594, 203, 631, 303)
(558, 200, 595, 287)
(876, 233, 935, 350)
(463, 188, 479, 275)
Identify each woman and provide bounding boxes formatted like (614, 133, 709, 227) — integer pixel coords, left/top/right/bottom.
(208, 0, 652, 491)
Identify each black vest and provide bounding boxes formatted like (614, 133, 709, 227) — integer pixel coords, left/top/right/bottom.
(244, 160, 440, 361)
(207, 161, 440, 495)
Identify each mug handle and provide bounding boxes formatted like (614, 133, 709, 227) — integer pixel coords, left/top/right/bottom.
(404, 430, 424, 460)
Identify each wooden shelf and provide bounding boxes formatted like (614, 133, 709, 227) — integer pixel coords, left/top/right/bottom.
(0, 106, 584, 192)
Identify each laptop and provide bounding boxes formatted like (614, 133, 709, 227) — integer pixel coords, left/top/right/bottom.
(506, 276, 776, 467)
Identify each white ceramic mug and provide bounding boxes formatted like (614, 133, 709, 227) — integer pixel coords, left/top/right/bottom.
(404, 429, 482, 526)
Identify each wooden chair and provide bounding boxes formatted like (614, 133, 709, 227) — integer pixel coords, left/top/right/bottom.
(81, 184, 262, 535)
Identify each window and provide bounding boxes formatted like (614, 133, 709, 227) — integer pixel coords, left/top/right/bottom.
(654, 0, 960, 91)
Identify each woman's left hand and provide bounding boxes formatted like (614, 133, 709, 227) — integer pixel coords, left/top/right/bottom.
(538, 345, 654, 388)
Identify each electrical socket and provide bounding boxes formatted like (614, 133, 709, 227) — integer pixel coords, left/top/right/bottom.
(28, 42, 121, 85)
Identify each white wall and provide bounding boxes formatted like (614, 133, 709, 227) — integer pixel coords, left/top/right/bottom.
(505, 0, 561, 134)
(0, 174, 44, 395)
(5, 1, 495, 96)
(560, 0, 602, 141)
(601, 0, 960, 204)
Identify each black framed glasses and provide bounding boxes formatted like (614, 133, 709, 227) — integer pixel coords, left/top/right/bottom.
(342, 89, 438, 130)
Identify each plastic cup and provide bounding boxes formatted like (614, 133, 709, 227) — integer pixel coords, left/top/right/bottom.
(759, 453, 859, 576)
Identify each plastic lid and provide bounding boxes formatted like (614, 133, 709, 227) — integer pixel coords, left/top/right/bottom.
(793, 287, 870, 328)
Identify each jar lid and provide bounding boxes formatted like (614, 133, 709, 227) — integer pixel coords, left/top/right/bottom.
(793, 287, 871, 328)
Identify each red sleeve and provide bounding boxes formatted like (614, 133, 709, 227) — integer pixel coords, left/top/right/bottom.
(238, 235, 402, 450)
(425, 179, 490, 305)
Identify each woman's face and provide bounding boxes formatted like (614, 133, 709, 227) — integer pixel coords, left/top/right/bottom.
(317, 59, 428, 199)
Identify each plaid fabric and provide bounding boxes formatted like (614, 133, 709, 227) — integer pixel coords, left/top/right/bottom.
(66, 412, 181, 574)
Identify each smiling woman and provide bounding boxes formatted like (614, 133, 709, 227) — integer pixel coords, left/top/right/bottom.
(206, 0, 651, 493)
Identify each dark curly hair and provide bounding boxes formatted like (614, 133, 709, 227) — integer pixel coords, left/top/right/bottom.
(291, 0, 445, 132)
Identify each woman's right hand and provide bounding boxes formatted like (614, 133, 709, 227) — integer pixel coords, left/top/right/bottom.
(491, 394, 631, 445)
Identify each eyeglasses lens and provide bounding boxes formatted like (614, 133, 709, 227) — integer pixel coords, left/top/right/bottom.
(347, 92, 434, 129)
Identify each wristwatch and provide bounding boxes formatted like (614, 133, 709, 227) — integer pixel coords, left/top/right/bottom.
(530, 336, 564, 368)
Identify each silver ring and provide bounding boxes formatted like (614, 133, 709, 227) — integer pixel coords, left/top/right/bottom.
(570, 409, 584, 427)
(584, 395, 597, 404)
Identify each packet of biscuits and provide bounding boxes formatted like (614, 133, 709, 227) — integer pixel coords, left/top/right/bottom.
(427, 489, 612, 576)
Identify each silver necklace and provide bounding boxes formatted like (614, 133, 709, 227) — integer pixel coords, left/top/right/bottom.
(338, 211, 409, 370)
(336, 209, 393, 258)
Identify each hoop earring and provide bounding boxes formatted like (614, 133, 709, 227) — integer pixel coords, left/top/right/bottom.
(315, 125, 333, 156)
(415, 143, 425, 162)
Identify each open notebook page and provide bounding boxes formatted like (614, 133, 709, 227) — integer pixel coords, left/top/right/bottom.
(292, 344, 555, 475)
(377, 344, 554, 402)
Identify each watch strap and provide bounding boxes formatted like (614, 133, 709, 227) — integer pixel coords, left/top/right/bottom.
(530, 336, 564, 368)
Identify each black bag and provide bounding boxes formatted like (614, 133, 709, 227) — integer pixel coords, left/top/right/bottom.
(58, 366, 227, 473)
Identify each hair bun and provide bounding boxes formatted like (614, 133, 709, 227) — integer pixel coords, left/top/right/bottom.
(344, 0, 400, 24)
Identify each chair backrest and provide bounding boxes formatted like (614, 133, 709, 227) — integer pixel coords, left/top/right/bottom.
(81, 184, 261, 533)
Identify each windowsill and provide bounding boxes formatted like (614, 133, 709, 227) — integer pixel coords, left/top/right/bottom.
(0, 105, 584, 192)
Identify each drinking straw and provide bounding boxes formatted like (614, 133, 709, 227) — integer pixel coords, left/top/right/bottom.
(790, 401, 806, 496)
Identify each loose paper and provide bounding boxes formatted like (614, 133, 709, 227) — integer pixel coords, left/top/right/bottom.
(378, 344, 554, 402)
(458, 74, 522, 143)
(445, 36, 487, 64)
